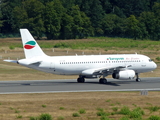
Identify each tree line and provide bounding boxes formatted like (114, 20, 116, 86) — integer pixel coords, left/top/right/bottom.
(0, 0, 160, 40)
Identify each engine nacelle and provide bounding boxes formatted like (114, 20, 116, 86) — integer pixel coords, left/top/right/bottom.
(112, 70, 135, 80)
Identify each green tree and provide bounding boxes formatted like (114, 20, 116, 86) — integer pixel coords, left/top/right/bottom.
(38, 0, 53, 4)
(102, 14, 127, 37)
(80, 12, 94, 38)
(126, 15, 141, 39)
(152, 2, 160, 40)
(61, 0, 75, 9)
(44, 0, 64, 39)
(89, 0, 105, 35)
(139, 11, 157, 40)
(137, 21, 148, 40)
(70, 5, 85, 39)
(0, 11, 4, 32)
(1, 0, 160, 40)
(60, 5, 93, 39)
(22, 0, 45, 39)
(60, 13, 74, 39)
(110, 0, 150, 17)
(12, 6, 28, 31)
(100, 0, 112, 14)
(75, 0, 92, 15)
(101, 14, 116, 36)
(112, 16, 127, 37)
(149, 0, 159, 10)
(69, 5, 93, 39)
(153, 2, 160, 17)
(76, 0, 105, 35)
(1, 0, 22, 33)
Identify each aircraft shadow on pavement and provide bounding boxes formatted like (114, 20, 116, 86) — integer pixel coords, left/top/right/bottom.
(25, 80, 134, 86)
(0, 80, 137, 87)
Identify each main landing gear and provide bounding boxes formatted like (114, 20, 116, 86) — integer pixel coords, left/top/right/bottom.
(77, 76, 107, 84)
(99, 78, 107, 84)
(77, 77, 85, 83)
(136, 73, 141, 82)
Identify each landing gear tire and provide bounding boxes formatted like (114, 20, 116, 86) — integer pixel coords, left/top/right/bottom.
(135, 73, 141, 82)
(99, 78, 107, 84)
(77, 77, 85, 83)
(136, 78, 141, 82)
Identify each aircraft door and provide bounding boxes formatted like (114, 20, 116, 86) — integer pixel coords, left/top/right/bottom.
(141, 60, 146, 67)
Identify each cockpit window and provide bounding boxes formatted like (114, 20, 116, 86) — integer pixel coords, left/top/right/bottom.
(149, 59, 152, 62)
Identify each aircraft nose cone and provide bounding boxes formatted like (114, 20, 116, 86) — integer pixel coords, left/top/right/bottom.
(153, 62, 157, 69)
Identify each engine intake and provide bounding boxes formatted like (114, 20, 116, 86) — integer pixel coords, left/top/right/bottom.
(112, 70, 135, 80)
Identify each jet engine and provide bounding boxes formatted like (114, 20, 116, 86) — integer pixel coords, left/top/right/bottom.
(112, 70, 135, 80)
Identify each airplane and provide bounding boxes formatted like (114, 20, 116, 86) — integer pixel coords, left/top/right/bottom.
(4, 29, 157, 84)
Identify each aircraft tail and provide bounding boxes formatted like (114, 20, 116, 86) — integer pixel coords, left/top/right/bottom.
(20, 29, 46, 59)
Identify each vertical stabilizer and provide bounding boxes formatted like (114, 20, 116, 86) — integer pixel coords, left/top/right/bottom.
(20, 29, 46, 59)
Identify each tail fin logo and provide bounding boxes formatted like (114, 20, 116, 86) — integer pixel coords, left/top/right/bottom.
(24, 41, 36, 49)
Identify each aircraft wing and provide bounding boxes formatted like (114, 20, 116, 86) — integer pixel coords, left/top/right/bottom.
(82, 65, 131, 75)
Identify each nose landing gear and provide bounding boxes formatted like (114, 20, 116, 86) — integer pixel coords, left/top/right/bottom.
(136, 73, 141, 82)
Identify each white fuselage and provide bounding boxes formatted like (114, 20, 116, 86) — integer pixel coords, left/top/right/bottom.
(22, 54, 157, 76)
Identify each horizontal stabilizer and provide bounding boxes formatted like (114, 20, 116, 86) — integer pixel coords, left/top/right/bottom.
(3, 60, 18, 63)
